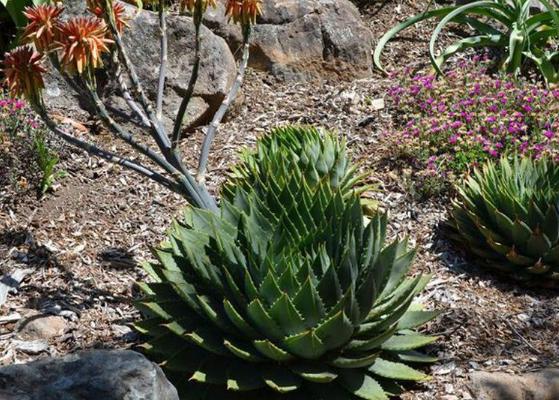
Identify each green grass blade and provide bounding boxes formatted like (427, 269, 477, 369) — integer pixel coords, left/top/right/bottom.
(435, 34, 505, 71)
(373, 7, 457, 72)
(538, 0, 559, 29)
(429, 1, 503, 75)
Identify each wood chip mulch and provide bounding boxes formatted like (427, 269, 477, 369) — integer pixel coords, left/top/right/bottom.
(1, 1, 557, 399)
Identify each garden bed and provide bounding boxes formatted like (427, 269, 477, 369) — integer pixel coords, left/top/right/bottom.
(1, 0, 558, 399)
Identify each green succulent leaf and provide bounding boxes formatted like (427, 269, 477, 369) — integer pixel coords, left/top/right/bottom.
(396, 350, 438, 364)
(253, 339, 294, 362)
(398, 309, 442, 330)
(289, 364, 338, 383)
(369, 358, 430, 381)
(375, 0, 559, 80)
(226, 368, 265, 391)
(339, 370, 388, 400)
(450, 156, 559, 286)
(328, 352, 381, 369)
(381, 333, 438, 351)
(262, 368, 302, 393)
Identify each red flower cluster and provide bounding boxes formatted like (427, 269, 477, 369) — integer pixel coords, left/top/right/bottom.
(225, 0, 262, 26)
(2, 46, 47, 104)
(23, 5, 64, 52)
(180, 0, 217, 14)
(3, 3, 124, 101)
(55, 17, 114, 74)
(87, 0, 130, 33)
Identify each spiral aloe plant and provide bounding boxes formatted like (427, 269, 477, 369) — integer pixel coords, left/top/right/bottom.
(450, 156, 559, 286)
(135, 126, 439, 399)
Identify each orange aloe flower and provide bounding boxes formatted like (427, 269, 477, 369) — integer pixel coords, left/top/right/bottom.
(22, 4, 64, 53)
(2, 46, 47, 103)
(55, 17, 114, 74)
(225, 0, 261, 26)
(179, 0, 217, 15)
(87, 0, 130, 33)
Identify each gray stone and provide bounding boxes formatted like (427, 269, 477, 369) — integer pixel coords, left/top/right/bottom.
(45, 1, 237, 131)
(470, 369, 559, 400)
(16, 314, 68, 341)
(11, 340, 49, 355)
(204, 0, 373, 81)
(0, 350, 179, 400)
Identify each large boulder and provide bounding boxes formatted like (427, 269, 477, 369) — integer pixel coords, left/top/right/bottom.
(0, 350, 179, 400)
(470, 369, 559, 400)
(204, 0, 374, 81)
(45, 1, 237, 131)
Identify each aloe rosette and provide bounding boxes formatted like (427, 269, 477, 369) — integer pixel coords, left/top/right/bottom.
(135, 126, 439, 399)
(450, 156, 559, 285)
(374, 0, 559, 83)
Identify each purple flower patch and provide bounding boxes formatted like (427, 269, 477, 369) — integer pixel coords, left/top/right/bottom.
(384, 59, 559, 180)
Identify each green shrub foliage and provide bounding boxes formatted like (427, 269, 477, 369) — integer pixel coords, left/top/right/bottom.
(135, 126, 438, 399)
(450, 156, 559, 285)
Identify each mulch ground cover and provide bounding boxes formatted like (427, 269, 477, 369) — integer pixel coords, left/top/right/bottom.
(1, 1, 557, 398)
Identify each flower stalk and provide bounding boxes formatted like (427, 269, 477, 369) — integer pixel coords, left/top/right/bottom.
(171, 0, 204, 147)
(156, 0, 167, 121)
(33, 100, 178, 193)
(197, 25, 251, 181)
(111, 51, 151, 127)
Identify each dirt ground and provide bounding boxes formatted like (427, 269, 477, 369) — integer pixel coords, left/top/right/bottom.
(1, 1, 558, 399)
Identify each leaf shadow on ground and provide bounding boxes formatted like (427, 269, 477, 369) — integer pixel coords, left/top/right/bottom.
(98, 247, 138, 270)
(1, 228, 133, 315)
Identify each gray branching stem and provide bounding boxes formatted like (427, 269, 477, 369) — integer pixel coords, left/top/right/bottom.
(33, 101, 178, 192)
(82, 80, 216, 210)
(196, 27, 251, 182)
(112, 51, 151, 127)
(171, 2, 203, 147)
(85, 83, 176, 175)
(103, 0, 172, 153)
(37, 1, 219, 211)
(108, 20, 208, 194)
(156, 0, 167, 121)
(105, 7, 207, 197)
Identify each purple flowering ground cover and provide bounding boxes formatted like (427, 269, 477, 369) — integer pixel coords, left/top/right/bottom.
(385, 57, 559, 188)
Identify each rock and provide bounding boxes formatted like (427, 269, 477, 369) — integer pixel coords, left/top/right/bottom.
(370, 98, 385, 111)
(0, 350, 179, 400)
(470, 369, 559, 400)
(45, 1, 237, 131)
(0, 269, 33, 307)
(11, 339, 49, 355)
(204, 0, 373, 81)
(16, 314, 68, 341)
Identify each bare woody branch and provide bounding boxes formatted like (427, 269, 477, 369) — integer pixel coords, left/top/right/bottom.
(197, 30, 251, 181)
(171, 17, 202, 147)
(156, 0, 168, 121)
(34, 102, 179, 192)
(112, 51, 151, 128)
